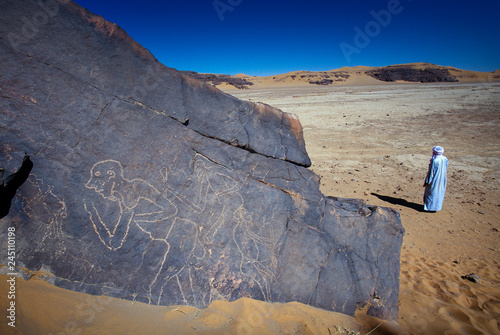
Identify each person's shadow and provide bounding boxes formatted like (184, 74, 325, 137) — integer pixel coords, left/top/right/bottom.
(371, 193, 425, 212)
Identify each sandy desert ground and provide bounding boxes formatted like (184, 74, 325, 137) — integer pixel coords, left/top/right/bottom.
(1, 81, 499, 334)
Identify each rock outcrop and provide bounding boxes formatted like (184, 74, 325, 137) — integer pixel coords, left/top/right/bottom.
(0, 0, 404, 321)
(367, 65, 459, 83)
(181, 71, 255, 89)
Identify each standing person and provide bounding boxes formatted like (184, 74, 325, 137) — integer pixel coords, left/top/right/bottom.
(423, 146, 448, 212)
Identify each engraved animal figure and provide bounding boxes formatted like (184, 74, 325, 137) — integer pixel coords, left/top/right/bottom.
(233, 206, 277, 301)
(22, 175, 67, 256)
(83, 157, 275, 306)
(84, 159, 175, 251)
(84, 159, 196, 304)
(174, 156, 276, 304)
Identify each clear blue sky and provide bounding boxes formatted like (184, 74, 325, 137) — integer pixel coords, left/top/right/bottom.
(75, 0, 500, 76)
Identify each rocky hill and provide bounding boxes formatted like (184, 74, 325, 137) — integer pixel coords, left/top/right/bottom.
(366, 64, 458, 83)
(180, 71, 254, 89)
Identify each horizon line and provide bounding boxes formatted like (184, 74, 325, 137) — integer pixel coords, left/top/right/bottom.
(179, 62, 500, 77)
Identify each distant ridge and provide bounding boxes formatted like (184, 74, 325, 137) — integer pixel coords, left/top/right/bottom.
(180, 71, 254, 89)
(184, 63, 500, 89)
(233, 73, 252, 78)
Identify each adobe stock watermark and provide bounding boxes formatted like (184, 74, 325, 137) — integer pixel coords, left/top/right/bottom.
(6, 227, 17, 328)
(7, 0, 71, 50)
(213, 0, 244, 22)
(340, 0, 410, 63)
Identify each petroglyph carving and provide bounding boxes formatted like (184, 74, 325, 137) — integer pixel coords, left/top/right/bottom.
(83, 156, 280, 305)
(84, 159, 183, 302)
(84, 159, 174, 251)
(22, 175, 67, 256)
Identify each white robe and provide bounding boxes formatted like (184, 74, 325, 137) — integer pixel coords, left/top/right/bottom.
(423, 155, 448, 211)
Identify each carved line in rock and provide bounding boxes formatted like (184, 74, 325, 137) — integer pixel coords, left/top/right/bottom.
(21, 174, 67, 257)
(83, 156, 280, 305)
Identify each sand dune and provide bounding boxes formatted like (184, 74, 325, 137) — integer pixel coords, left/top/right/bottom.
(0, 272, 404, 334)
(399, 253, 500, 334)
(233, 73, 252, 78)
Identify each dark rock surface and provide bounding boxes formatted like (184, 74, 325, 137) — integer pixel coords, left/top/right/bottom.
(367, 66, 459, 83)
(0, 0, 404, 321)
(309, 79, 334, 85)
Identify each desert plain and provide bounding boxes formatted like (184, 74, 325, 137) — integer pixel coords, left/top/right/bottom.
(1, 78, 499, 334)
